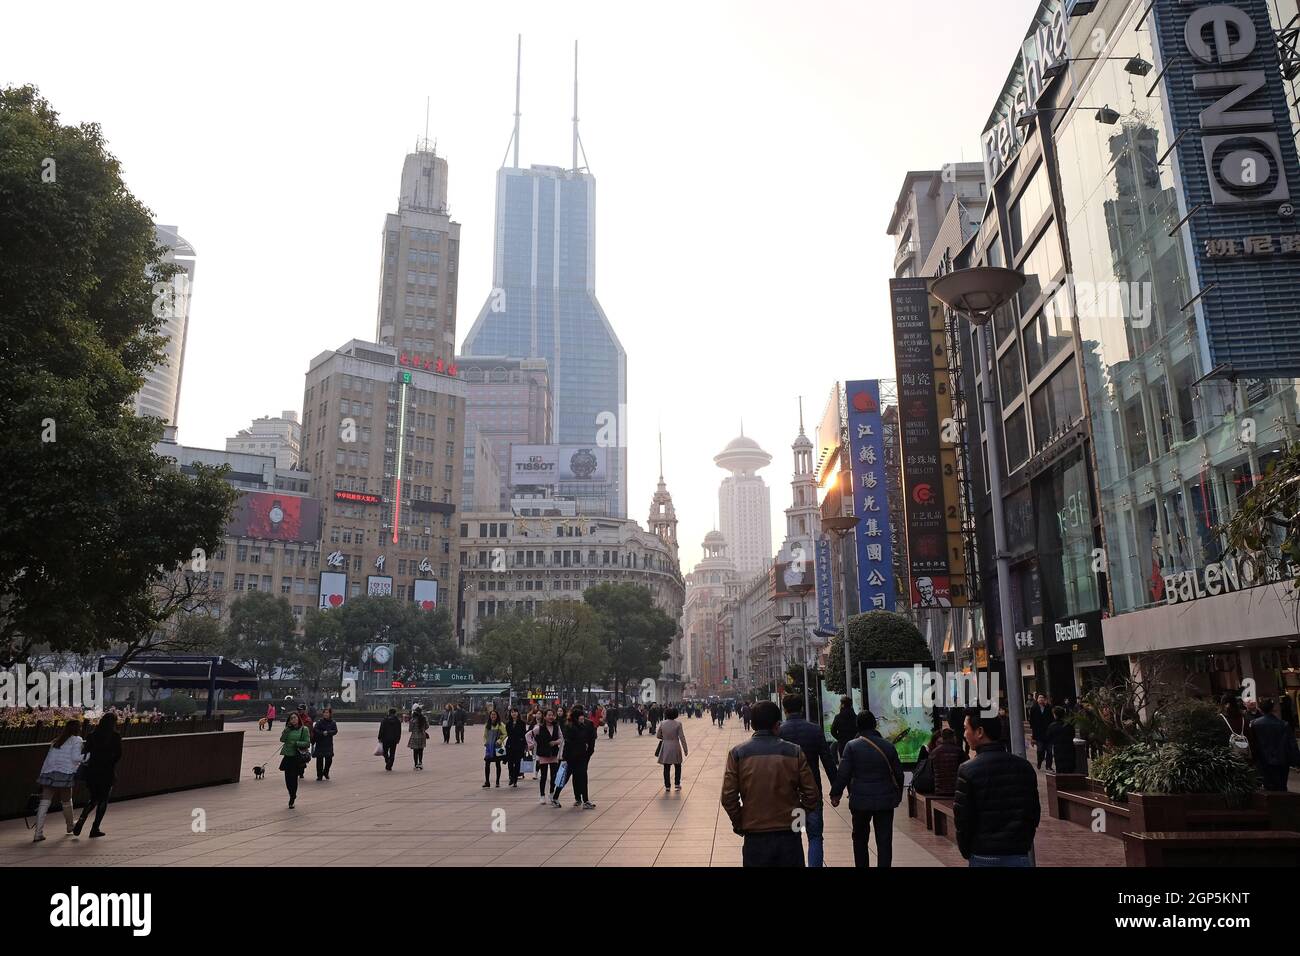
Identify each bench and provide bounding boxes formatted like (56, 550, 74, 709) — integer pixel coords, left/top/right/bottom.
(1049, 785, 1130, 838)
(929, 798, 957, 844)
(1122, 830, 1300, 867)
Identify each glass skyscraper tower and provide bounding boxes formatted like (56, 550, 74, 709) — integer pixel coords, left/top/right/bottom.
(460, 42, 628, 517)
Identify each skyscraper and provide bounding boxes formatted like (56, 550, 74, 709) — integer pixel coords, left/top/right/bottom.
(374, 144, 461, 364)
(134, 224, 195, 426)
(714, 430, 773, 579)
(460, 39, 627, 517)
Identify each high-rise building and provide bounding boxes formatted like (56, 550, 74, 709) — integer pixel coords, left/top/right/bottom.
(374, 144, 461, 364)
(886, 165, 986, 279)
(457, 356, 553, 508)
(460, 41, 628, 517)
(461, 422, 504, 513)
(226, 411, 302, 470)
(714, 431, 773, 578)
(299, 339, 465, 608)
(134, 224, 196, 426)
(682, 530, 736, 694)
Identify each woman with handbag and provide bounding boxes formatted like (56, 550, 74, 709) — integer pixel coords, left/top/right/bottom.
(504, 707, 528, 788)
(482, 709, 508, 788)
(33, 718, 84, 842)
(408, 704, 430, 770)
(528, 708, 564, 805)
(655, 706, 688, 792)
(74, 713, 122, 838)
(279, 712, 311, 808)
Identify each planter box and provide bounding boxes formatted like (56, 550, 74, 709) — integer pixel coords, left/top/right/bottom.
(1123, 830, 1300, 867)
(0, 729, 243, 820)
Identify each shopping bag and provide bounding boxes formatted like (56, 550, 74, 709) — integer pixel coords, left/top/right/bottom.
(553, 761, 570, 791)
(374, 744, 384, 757)
(520, 757, 536, 775)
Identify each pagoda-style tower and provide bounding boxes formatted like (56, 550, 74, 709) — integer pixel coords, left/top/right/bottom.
(648, 433, 679, 562)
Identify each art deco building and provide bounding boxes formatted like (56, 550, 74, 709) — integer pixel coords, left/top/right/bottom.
(714, 432, 773, 579)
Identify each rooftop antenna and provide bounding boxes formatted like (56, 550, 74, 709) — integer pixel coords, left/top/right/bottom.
(798, 395, 805, 434)
(424, 95, 430, 146)
(500, 34, 522, 169)
(572, 40, 579, 172)
(658, 428, 664, 481)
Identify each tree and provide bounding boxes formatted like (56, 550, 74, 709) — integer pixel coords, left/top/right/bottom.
(223, 592, 295, 680)
(294, 608, 345, 699)
(0, 86, 237, 667)
(584, 583, 677, 702)
(534, 600, 606, 702)
(328, 596, 458, 686)
(824, 610, 930, 694)
(475, 611, 545, 690)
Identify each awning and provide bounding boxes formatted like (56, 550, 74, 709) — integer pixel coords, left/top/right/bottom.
(108, 658, 259, 691)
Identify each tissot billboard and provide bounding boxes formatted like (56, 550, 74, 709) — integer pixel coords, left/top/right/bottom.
(1151, 0, 1300, 376)
(509, 445, 608, 486)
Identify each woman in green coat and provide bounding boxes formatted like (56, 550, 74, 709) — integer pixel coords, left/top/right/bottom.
(279, 713, 311, 808)
(482, 709, 508, 788)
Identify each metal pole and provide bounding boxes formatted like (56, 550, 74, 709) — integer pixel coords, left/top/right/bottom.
(976, 321, 1027, 758)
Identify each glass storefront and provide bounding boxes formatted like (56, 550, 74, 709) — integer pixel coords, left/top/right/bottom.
(1056, 1, 1300, 615)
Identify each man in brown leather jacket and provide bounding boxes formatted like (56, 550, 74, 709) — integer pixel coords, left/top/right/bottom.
(720, 700, 819, 866)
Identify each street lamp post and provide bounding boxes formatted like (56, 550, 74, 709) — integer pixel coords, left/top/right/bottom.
(821, 515, 860, 702)
(930, 266, 1028, 759)
(774, 614, 793, 703)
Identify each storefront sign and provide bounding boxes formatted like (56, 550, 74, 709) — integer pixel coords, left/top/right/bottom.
(1162, 554, 1298, 606)
(845, 380, 896, 612)
(1045, 611, 1103, 656)
(1152, 0, 1300, 375)
(814, 534, 835, 630)
(335, 490, 382, 505)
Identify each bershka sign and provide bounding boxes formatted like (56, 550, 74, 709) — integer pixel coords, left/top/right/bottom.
(982, 1, 1069, 182)
(1054, 619, 1088, 645)
(1162, 553, 1297, 606)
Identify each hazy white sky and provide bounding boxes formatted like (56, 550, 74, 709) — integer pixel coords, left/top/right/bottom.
(4, 0, 1035, 570)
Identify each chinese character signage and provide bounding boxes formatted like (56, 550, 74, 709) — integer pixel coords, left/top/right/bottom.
(845, 380, 895, 613)
(888, 278, 968, 608)
(814, 534, 835, 630)
(1151, 0, 1300, 376)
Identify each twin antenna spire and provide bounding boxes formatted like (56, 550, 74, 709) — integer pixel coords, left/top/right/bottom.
(501, 35, 589, 173)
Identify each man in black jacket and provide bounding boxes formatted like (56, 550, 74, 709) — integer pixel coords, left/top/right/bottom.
(954, 714, 1041, 867)
(1248, 698, 1300, 791)
(829, 710, 904, 868)
(378, 708, 403, 771)
(830, 696, 857, 758)
(452, 703, 466, 743)
(1027, 694, 1053, 769)
(778, 695, 838, 868)
(1043, 707, 1077, 774)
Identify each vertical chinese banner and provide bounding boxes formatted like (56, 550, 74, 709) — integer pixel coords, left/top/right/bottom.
(814, 534, 835, 630)
(845, 380, 895, 612)
(889, 278, 967, 608)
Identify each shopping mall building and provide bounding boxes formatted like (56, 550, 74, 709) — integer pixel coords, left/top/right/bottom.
(954, 0, 1300, 710)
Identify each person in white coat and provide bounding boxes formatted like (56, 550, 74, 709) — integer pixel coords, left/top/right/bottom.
(33, 720, 85, 842)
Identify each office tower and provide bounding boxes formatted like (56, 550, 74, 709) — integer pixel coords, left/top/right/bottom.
(134, 224, 195, 426)
(374, 144, 461, 364)
(714, 430, 773, 579)
(457, 356, 553, 508)
(226, 411, 302, 471)
(460, 39, 627, 516)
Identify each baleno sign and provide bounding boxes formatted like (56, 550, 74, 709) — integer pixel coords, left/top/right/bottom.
(1162, 554, 1297, 606)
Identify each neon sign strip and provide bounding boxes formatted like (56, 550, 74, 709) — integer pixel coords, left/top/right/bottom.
(392, 379, 408, 544)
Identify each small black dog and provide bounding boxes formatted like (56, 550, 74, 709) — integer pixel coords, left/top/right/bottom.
(253, 765, 266, 780)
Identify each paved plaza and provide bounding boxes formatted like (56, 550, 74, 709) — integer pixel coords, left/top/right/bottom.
(1, 718, 1123, 867)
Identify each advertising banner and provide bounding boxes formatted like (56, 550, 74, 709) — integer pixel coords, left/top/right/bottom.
(1150, 0, 1300, 376)
(888, 279, 968, 607)
(318, 571, 347, 610)
(814, 534, 835, 631)
(367, 575, 393, 597)
(229, 492, 320, 544)
(862, 664, 932, 765)
(509, 445, 608, 486)
(413, 579, 438, 610)
(845, 380, 895, 612)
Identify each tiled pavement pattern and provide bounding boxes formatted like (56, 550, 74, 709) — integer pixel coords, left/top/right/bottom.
(1, 718, 1122, 867)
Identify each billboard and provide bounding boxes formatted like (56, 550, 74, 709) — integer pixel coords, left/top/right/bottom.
(367, 575, 393, 597)
(229, 492, 319, 544)
(888, 279, 968, 608)
(1150, 0, 1300, 376)
(509, 445, 608, 486)
(862, 664, 932, 765)
(845, 380, 895, 613)
(318, 571, 347, 610)
(412, 579, 438, 610)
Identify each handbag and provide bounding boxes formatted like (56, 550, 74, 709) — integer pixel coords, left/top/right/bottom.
(910, 756, 935, 795)
(520, 756, 536, 775)
(1222, 715, 1250, 752)
(655, 741, 663, 757)
(374, 744, 384, 757)
(553, 761, 570, 790)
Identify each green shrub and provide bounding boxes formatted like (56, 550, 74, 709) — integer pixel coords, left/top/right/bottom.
(1093, 742, 1158, 802)
(1155, 697, 1226, 749)
(825, 611, 930, 693)
(158, 694, 198, 716)
(1134, 743, 1260, 807)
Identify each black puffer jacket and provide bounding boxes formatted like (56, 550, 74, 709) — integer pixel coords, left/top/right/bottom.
(953, 743, 1041, 859)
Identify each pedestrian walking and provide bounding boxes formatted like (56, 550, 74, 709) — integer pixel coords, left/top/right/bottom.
(528, 708, 565, 805)
(562, 705, 598, 809)
(829, 711, 904, 868)
(1028, 694, 1053, 770)
(656, 706, 689, 792)
(452, 703, 467, 744)
(648, 703, 661, 735)
(312, 707, 338, 780)
(505, 707, 528, 787)
(830, 696, 857, 758)
(280, 713, 311, 809)
(482, 709, 507, 788)
(378, 708, 402, 771)
(264, 703, 277, 731)
(440, 703, 454, 744)
(777, 694, 838, 867)
(606, 703, 619, 738)
(33, 719, 84, 842)
(954, 714, 1041, 867)
(1248, 698, 1300, 791)
(407, 704, 430, 770)
(1043, 707, 1077, 774)
(72, 712, 122, 838)
(740, 701, 752, 731)
(720, 700, 818, 867)
(635, 705, 647, 736)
